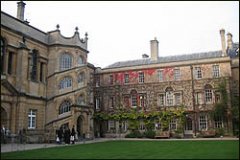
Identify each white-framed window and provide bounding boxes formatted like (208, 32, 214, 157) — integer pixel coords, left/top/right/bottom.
(174, 69, 180, 81)
(205, 90, 213, 103)
(121, 121, 128, 132)
(77, 95, 85, 105)
(59, 77, 72, 89)
(155, 123, 161, 130)
(28, 109, 36, 129)
(199, 114, 207, 130)
(124, 74, 129, 84)
(78, 72, 85, 84)
(170, 118, 177, 130)
(95, 98, 100, 110)
(60, 53, 72, 71)
(59, 100, 71, 114)
(139, 72, 144, 83)
(195, 67, 202, 79)
(109, 75, 113, 85)
(78, 56, 84, 65)
(131, 90, 138, 107)
(212, 65, 220, 78)
(175, 93, 181, 105)
(158, 70, 163, 81)
(214, 116, 223, 129)
(159, 94, 164, 106)
(166, 87, 174, 106)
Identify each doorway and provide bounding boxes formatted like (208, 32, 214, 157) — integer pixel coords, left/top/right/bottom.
(184, 117, 193, 135)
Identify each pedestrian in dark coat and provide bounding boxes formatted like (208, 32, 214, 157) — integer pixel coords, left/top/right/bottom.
(71, 126, 76, 144)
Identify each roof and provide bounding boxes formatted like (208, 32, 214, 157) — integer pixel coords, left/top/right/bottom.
(1, 11, 88, 51)
(104, 50, 223, 69)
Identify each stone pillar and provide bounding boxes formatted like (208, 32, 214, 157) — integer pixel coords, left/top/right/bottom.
(16, 43, 29, 92)
(150, 37, 159, 61)
(227, 33, 233, 49)
(220, 29, 227, 56)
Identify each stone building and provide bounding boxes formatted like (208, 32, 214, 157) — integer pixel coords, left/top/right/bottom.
(94, 31, 239, 138)
(1, 1, 239, 142)
(1, 1, 95, 142)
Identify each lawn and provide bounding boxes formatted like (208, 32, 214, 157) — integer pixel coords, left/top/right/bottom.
(1, 140, 239, 159)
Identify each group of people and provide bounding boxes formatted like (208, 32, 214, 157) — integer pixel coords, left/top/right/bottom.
(56, 126, 76, 144)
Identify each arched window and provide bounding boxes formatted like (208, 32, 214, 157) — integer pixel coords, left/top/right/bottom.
(59, 100, 71, 114)
(131, 90, 138, 107)
(205, 84, 213, 103)
(78, 72, 85, 84)
(165, 87, 174, 106)
(59, 76, 72, 89)
(1, 38, 5, 74)
(77, 95, 85, 105)
(78, 56, 84, 65)
(60, 53, 72, 71)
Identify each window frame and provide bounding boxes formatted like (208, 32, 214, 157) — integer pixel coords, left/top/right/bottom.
(60, 53, 72, 71)
(28, 109, 37, 129)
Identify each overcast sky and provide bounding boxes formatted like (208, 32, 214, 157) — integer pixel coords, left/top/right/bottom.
(1, 1, 239, 68)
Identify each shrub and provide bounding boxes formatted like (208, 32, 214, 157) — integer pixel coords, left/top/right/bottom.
(143, 130, 156, 139)
(215, 128, 225, 137)
(125, 130, 143, 138)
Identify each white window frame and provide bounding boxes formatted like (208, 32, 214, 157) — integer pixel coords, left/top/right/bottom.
(169, 118, 177, 130)
(212, 65, 220, 78)
(77, 95, 85, 105)
(214, 116, 223, 129)
(124, 74, 129, 84)
(59, 101, 71, 115)
(175, 93, 181, 105)
(159, 94, 164, 106)
(60, 53, 72, 71)
(205, 89, 213, 103)
(166, 91, 174, 106)
(199, 114, 207, 130)
(174, 69, 181, 81)
(78, 72, 85, 84)
(195, 67, 202, 79)
(28, 109, 36, 129)
(59, 77, 72, 89)
(108, 120, 115, 132)
(158, 70, 163, 81)
(95, 98, 100, 110)
(138, 72, 144, 83)
(78, 56, 84, 65)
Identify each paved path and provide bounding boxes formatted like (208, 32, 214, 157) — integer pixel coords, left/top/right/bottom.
(1, 137, 239, 153)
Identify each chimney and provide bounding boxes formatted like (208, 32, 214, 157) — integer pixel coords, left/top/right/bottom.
(227, 32, 233, 49)
(17, 1, 26, 21)
(219, 29, 227, 56)
(150, 37, 159, 61)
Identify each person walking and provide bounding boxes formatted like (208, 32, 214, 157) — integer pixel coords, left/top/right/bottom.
(71, 125, 76, 144)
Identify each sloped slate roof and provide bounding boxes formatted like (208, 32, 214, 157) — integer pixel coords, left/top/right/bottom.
(105, 50, 223, 69)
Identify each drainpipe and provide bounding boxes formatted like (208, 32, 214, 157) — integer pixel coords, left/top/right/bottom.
(190, 65, 197, 137)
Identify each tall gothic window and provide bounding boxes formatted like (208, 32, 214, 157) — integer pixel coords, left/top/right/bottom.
(59, 100, 71, 114)
(29, 49, 38, 81)
(59, 76, 72, 89)
(60, 53, 72, 71)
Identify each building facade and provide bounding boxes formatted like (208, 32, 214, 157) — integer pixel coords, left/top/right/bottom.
(1, 2, 239, 142)
(1, 2, 95, 142)
(94, 33, 239, 138)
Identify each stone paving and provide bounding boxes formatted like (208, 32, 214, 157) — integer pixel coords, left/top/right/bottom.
(1, 137, 239, 153)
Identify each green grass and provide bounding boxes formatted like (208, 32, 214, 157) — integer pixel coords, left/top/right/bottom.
(1, 140, 239, 159)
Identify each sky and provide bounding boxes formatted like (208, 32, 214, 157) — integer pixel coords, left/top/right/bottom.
(1, 1, 239, 68)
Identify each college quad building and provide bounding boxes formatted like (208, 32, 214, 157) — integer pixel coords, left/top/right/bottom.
(1, 2, 239, 142)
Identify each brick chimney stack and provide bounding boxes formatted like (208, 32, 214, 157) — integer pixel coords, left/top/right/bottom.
(220, 29, 227, 57)
(227, 32, 233, 49)
(17, 1, 26, 21)
(150, 37, 159, 61)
